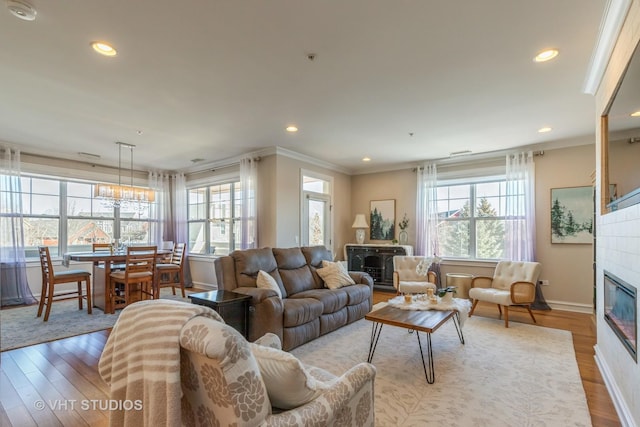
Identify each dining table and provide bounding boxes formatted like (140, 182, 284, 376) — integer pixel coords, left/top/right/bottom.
(63, 249, 171, 313)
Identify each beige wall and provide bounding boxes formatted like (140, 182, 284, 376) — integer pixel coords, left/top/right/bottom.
(350, 144, 595, 310)
(259, 152, 352, 255)
(350, 169, 416, 248)
(594, 1, 640, 425)
(534, 144, 595, 309)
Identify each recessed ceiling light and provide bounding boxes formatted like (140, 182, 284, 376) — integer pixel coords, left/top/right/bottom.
(534, 49, 559, 63)
(631, 111, 640, 117)
(285, 126, 298, 132)
(362, 157, 371, 162)
(538, 127, 552, 133)
(91, 41, 117, 57)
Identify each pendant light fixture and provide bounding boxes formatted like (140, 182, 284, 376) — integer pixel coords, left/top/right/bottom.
(94, 142, 155, 207)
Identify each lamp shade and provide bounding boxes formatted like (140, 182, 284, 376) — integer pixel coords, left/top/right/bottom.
(352, 214, 369, 228)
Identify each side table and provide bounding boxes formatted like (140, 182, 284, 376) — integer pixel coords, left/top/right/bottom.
(446, 273, 474, 299)
(189, 290, 252, 338)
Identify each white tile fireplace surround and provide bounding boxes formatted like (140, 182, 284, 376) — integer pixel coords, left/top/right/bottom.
(597, 203, 640, 427)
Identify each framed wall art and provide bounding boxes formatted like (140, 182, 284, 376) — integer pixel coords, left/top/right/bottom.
(369, 199, 395, 240)
(550, 186, 593, 244)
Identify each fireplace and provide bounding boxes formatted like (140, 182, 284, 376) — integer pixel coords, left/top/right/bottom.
(604, 272, 637, 362)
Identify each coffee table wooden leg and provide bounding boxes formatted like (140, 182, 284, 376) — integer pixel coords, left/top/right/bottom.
(416, 331, 435, 384)
(453, 312, 465, 344)
(368, 322, 384, 363)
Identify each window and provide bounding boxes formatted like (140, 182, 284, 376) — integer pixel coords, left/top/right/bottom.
(436, 179, 507, 260)
(8, 175, 154, 258)
(187, 181, 243, 256)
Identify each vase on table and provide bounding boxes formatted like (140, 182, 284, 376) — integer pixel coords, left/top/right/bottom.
(398, 230, 408, 245)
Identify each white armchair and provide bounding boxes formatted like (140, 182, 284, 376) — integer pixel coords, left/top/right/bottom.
(392, 256, 438, 295)
(468, 260, 541, 327)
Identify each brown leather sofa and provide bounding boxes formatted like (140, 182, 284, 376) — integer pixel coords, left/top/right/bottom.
(214, 246, 374, 350)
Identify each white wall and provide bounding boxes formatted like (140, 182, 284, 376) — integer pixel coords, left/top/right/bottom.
(594, 1, 640, 425)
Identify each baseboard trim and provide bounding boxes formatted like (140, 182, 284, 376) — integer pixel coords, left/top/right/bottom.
(594, 345, 637, 427)
(191, 282, 216, 291)
(544, 299, 593, 314)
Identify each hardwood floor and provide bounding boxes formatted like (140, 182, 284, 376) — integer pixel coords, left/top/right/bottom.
(0, 292, 621, 426)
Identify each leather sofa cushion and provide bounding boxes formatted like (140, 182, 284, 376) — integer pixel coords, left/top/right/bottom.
(283, 298, 323, 327)
(340, 284, 370, 306)
(302, 246, 333, 287)
(274, 248, 317, 295)
(232, 247, 280, 289)
(291, 289, 348, 314)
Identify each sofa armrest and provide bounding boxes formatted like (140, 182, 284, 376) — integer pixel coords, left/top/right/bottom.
(349, 271, 374, 288)
(470, 276, 493, 289)
(265, 362, 376, 426)
(232, 289, 284, 343)
(233, 286, 279, 304)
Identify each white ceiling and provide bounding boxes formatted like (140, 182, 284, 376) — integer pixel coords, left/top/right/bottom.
(0, 0, 607, 174)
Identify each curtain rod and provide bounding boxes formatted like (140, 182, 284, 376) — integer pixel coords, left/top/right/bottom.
(187, 156, 262, 176)
(412, 150, 545, 171)
(13, 150, 151, 175)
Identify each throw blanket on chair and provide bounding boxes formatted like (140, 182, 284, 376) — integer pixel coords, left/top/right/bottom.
(98, 299, 222, 427)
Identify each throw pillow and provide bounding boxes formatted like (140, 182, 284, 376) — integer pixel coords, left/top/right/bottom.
(250, 344, 329, 409)
(256, 270, 282, 298)
(316, 260, 355, 290)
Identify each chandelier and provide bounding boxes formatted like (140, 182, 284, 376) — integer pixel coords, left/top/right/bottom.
(94, 142, 155, 208)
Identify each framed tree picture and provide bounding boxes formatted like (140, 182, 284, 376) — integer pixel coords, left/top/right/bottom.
(370, 199, 395, 240)
(550, 186, 593, 244)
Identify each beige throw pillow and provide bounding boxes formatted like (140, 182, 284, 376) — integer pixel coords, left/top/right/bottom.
(256, 270, 282, 298)
(317, 260, 355, 290)
(250, 343, 329, 409)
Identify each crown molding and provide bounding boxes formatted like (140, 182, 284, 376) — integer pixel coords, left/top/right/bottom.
(583, 0, 632, 95)
(272, 146, 352, 175)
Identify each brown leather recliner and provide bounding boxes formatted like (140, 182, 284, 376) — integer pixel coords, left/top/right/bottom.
(214, 246, 374, 350)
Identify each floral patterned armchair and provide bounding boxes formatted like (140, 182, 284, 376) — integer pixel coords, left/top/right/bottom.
(179, 315, 376, 426)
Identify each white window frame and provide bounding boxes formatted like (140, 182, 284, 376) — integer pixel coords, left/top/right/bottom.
(300, 169, 333, 250)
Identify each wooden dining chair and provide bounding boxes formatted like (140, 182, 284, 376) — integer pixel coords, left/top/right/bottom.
(92, 242, 112, 252)
(37, 246, 92, 322)
(155, 243, 187, 298)
(108, 246, 157, 313)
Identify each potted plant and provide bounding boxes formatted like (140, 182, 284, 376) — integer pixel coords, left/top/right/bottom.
(437, 286, 456, 302)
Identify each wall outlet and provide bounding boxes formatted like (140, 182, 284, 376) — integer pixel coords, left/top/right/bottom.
(538, 279, 550, 286)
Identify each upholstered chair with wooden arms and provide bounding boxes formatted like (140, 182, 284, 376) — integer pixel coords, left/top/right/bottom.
(468, 260, 542, 327)
(392, 256, 438, 295)
(37, 246, 92, 321)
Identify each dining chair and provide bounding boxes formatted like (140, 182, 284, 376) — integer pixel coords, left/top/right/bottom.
(108, 246, 157, 313)
(92, 242, 112, 252)
(155, 243, 186, 298)
(37, 246, 92, 322)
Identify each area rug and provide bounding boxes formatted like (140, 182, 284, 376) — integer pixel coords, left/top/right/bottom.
(0, 289, 192, 351)
(291, 313, 592, 427)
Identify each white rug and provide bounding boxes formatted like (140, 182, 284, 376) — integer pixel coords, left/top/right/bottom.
(291, 314, 592, 427)
(0, 289, 192, 351)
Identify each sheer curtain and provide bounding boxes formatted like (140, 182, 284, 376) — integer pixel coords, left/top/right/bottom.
(172, 173, 191, 285)
(505, 151, 536, 261)
(148, 171, 172, 246)
(0, 146, 36, 306)
(416, 163, 441, 286)
(505, 151, 549, 309)
(239, 157, 258, 249)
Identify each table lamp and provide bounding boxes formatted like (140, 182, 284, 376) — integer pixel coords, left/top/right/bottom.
(352, 214, 369, 244)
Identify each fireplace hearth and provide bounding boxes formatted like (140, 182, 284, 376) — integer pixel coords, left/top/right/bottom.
(604, 272, 637, 362)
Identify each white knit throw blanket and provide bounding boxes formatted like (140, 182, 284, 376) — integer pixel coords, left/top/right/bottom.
(98, 299, 222, 427)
